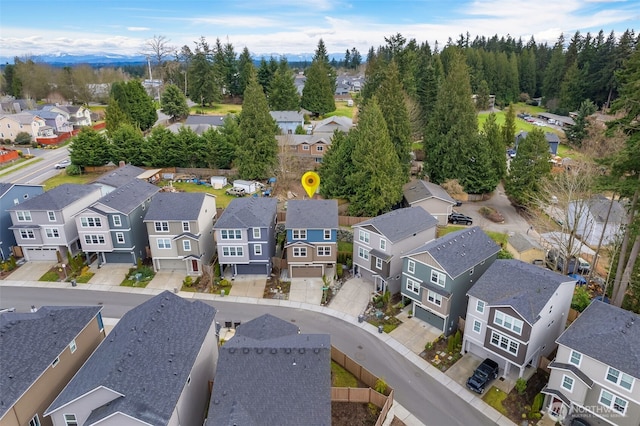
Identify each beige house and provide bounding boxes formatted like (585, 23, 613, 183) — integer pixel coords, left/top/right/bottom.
(402, 180, 457, 226)
(506, 233, 545, 263)
(0, 113, 49, 142)
(0, 306, 105, 426)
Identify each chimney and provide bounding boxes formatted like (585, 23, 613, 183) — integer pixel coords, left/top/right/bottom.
(119, 161, 126, 167)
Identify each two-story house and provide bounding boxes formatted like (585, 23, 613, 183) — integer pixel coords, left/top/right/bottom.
(402, 180, 458, 226)
(567, 194, 627, 246)
(45, 291, 218, 426)
(270, 110, 304, 134)
(313, 115, 353, 134)
(8, 184, 102, 262)
(144, 192, 216, 275)
(543, 301, 640, 425)
(276, 134, 331, 165)
(401, 227, 500, 336)
(285, 199, 338, 278)
(92, 164, 147, 196)
(352, 207, 438, 294)
(0, 113, 49, 142)
(463, 259, 575, 379)
(213, 197, 278, 277)
(0, 306, 105, 426)
(0, 182, 44, 260)
(74, 179, 159, 266)
(205, 314, 331, 425)
(53, 105, 92, 128)
(24, 109, 73, 135)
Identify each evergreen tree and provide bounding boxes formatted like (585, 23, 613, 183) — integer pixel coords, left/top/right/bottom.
(566, 100, 596, 146)
(475, 79, 491, 110)
(189, 38, 220, 106)
(502, 104, 516, 147)
(463, 133, 499, 194)
(505, 128, 551, 206)
(222, 41, 240, 96)
(105, 96, 129, 136)
(236, 71, 278, 179)
(160, 84, 189, 121)
(237, 47, 254, 97)
(559, 62, 586, 113)
(176, 126, 207, 167)
(542, 35, 566, 103)
(268, 59, 300, 111)
(344, 49, 351, 68)
(350, 47, 362, 69)
(519, 48, 536, 97)
(347, 98, 404, 216)
(318, 130, 355, 199)
(69, 129, 111, 166)
(110, 81, 157, 132)
(109, 123, 146, 165)
(207, 115, 239, 169)
(257, 56, 278, 95)
(483, 112, 506, 181)
(301, 39, 336, 116)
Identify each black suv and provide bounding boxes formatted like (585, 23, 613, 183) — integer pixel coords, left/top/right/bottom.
(466, 358, 499, 394)
(448, 212, 473, 225)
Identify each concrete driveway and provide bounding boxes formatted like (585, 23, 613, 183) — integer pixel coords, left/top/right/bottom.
(5, 261, 56, 281)
(389, 310, 442, 354)
(87, 264, 133, 286)
(445, 352, 483, 391)
(328, 277, 373, 317)
(147, 270, 185, 291)
(228, 275, 266, 298)
(289, 278, 324, 304)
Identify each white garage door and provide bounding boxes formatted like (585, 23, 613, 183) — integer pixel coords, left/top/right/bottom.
(156, 258, 186, 271)
(25, 248, 58, 261)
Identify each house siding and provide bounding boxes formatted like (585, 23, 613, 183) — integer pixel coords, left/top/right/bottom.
(0, 185, 44, 260)
(409, 198, 453, 226)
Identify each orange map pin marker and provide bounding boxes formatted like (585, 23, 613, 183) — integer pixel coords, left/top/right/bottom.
(301, 171, 320, 198)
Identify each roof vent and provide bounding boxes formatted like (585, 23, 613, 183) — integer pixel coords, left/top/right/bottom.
(229, 348, 236, 354)
(285, 348, 291, 354)
(271, 348, 277, 354)
(299, 348, 305, 354)
(243, 348, 250, 354)
(257, 348, 263, 354)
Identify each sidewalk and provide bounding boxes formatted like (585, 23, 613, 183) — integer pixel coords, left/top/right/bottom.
(0, 278, 517, 426)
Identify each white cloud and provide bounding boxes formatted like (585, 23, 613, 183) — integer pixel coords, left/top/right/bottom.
(127, 27, 150, 32)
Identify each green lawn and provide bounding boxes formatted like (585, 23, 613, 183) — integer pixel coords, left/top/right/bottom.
(331, 361, 359, 387)
(482, 386, 509, 415)
(166, 181, 237, 208)
(478, 102, 563, 138)
(338, 241, 353, 253)
(327, 102, 355, 119)
(189, 104, 242, 116)
(43, 172, 100, 190)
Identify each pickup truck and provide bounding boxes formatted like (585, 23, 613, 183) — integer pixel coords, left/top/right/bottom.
(225, 187, 246, 197)
(466, 358, 499, 394)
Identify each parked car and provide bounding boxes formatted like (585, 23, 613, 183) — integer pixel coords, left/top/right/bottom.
(466, 358, 499, 394)
(570, 418, 591, 426)
(225, 187, 246, 197)
(577, 257, 591, 274)
(454, 199, 463, 207)
(54, 159, 71, 169)
(448, 212, 473, 225)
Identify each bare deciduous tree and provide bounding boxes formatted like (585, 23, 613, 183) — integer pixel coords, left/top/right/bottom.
(143, 35, 176, 66)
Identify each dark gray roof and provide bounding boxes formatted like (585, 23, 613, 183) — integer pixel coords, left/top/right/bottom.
(548, 361, 594, 387)
(556, 301, 640, 380)
(508, 233, 542, 253)
(45, 291, 216, 424)
(403, 180, 456, 205)
(0, 183, 42, 198)
(7, 184, 98, 211)
(285, 200, 338, 229)
(94, 165, 146, 188)
(583, 194, 626, 224)
(0, 306, 102, 418)
(92, 179, 159, 214)
(467, 259, 572, 324)
(144, 192, 209, 221)
(405, 227, 500, 278)
(214, 197, 277, 230)
(185, 114, 227, 126)
(206, 314, 331, 426)
(540, 386, 571, 406)
(269, 111, 304, 122)
(356, 207, 437, 243)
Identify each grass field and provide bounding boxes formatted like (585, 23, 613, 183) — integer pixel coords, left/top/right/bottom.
(478, 103, 563, 138)
(482, 386, 509, 415)
(164, 181, 237, 208)
(43, 171, 100, 190)
(189, 104, 242, 116)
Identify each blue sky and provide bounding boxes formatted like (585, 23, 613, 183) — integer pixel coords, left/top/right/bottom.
(1, 0, 638, 58)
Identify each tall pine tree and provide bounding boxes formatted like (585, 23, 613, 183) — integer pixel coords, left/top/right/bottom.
(268, 59, 300, 111)
(505, 128, 551, 206)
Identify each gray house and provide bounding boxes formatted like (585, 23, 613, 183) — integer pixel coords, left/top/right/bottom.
(352, 207, 438, 294)
(92, 164, 146, 196)
(270, 111, 304, 134)
(401, 227, 500, 336)
(8, 184, 102, 262)
(205, 314, 331, 426)
(213, 197, 278, 277)
(402, 180, 457, 226)
(515, 130, 560, 156)
(0, 182, 44, 260)
(463, 260, 575, 379)
(45, 291, 218, 426)
(74, 179, 159, 265)
(543, 301, 640, 425)
(567, 194, 627, 246)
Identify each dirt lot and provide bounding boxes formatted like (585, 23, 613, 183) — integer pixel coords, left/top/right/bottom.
(331, 402, 381, 426)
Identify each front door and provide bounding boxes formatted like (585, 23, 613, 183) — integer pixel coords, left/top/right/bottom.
(191, 259, 199, 273)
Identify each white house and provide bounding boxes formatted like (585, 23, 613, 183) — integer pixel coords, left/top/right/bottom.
(567, 195, 627, 246)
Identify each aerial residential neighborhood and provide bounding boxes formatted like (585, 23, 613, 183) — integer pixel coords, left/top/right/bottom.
(1, 2, 639, 425)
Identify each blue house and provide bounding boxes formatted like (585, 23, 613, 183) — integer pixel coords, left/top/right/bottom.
(0, 183, 44, 260)
(285, 199, 338, 278)
(515, 131, 560, 156)
(270, 111, 304, 134)
(401, 226, 500, 336)
(213, 197, 278, 277)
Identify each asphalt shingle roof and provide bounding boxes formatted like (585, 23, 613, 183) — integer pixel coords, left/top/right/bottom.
(269, 111, 304, 122)
(467, 259, 572, 324)
(0, 183, 42, 199)
(405, 226, 499, 278)
(92, 179, 159, 214)
(144, 192, 209, 221)
(185, 115, 227, 126)
(556, 300, 640, 380)
(206, 314, 331, 426)
(355, 207, 437, 243)
(7, 184, 99, 211)
(583, 194, 627, 224)
(45, 291, 216, 424)
(402, 180, 456, 205)
(94, 165, 146, 188)
(508, 233, 542, 253)
(214, 197, 277, 230)
(0, 306, 102, 418)
(285, 199, 338, 229)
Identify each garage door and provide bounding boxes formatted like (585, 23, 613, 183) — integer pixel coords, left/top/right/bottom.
(415, 304, 445, 332)
(291, 265, 323, 278)
(156, 259, 185, 271)
(106, 252, 134, 264)
(25, 248, 58, 261)
(237, 263, 270, 275)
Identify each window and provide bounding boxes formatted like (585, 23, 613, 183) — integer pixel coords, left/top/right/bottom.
(376, 258, 383, 269)
(494, 311, 524, 335)
(63, 414, 78, 426)
(317, 246, 331, 256)
(606, 367, 634, 391)
(476, 300, 485, 313)
(324, 229, 331, 240)
(469, 267, 474, 276)
(253, 228, 261, 239)
(406, 278, 420, 294)
(430, 270, 446, 287)
(599, 389, 628, 414)
(183, 240, 191, 251)
(182, 221, 190, 232)
(358, 247, 369, 260)
(292, 229, 306, 240)
(47, 211, 56, 221)
(302, 144, 309, 150)
(427, 290, 442, 306)
(562, 375, 574, 391)
(69, 339, 77, 353)
(29, 414, 40, 426)
(115, 232, 125, 244)
(16, 211, 31, 221)
(316, 145, 324, 151)
(490, 331, 519, 355)
(254, 244, 262, 255)
(221, 229, 242, 240)
(154, 221, 169, 232)
(113, 215, 122, 226)
(51, 357, 59, 368)
(97, 312, 104, 332)
(157, 238, 171, 249)
(407, 260, 415, 274)
(358, 230, 370, 244)
(569, 350, 582, 367)
(20, 230, 35, 239)
(84, 235, 105, 245)
(45, 228, 60, 238)
(222, 246, 243, 257)
(80, 217, 101, 227)
(293, 247, 307, 257)
(380, 239, 386, 251)
(473, 320, 482, 333)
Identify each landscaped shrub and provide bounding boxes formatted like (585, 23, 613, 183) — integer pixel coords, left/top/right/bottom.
(454, 330, 462, 349)
(183, 276, 193, 287)
(447, 335, 455, 353)
(374, 378, 388, 395)
(515, 377, 527, 395)
(571, 286, 591, 312)
(336, 263, 343, 278)
(531, 393, 544, 412)
(65, 164, 82, 175)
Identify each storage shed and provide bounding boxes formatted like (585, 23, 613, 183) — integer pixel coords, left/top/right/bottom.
(233, 180, 256, 194)
(210, 176, 228, 189)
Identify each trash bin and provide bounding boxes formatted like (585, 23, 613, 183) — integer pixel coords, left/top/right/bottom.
(221, 289, 225, 297)
(378, 325, 383, 334)
(358, 314, 364, 323)
(71, 279, 77, 287)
